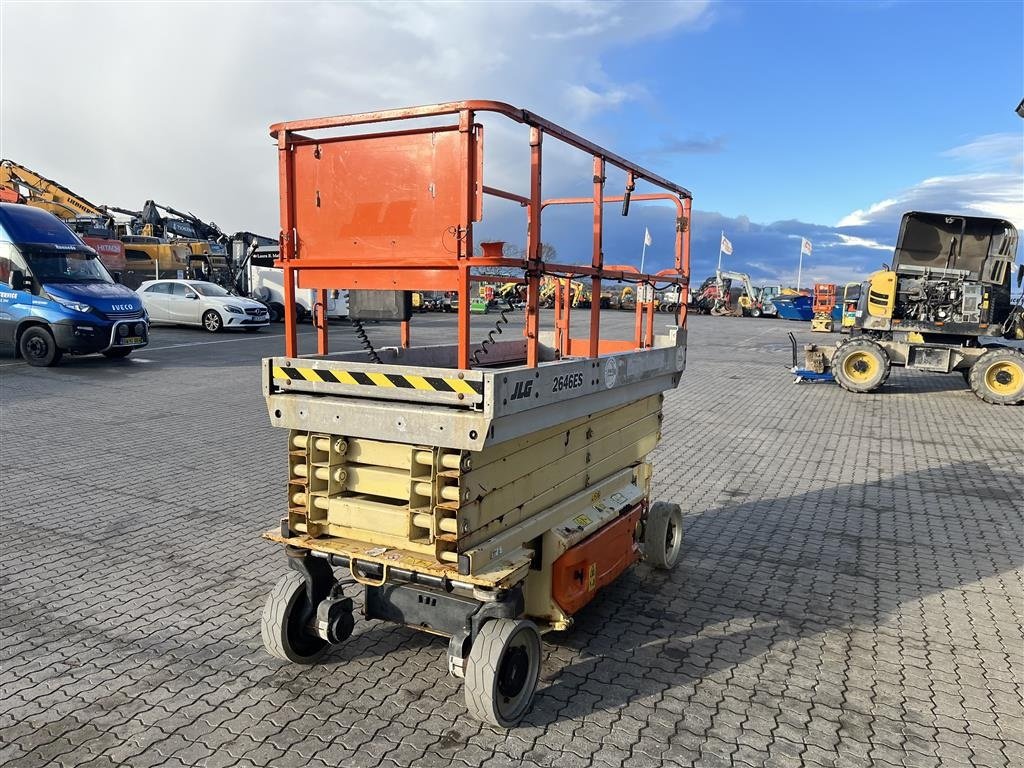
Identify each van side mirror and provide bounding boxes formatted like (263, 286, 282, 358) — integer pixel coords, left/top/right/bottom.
(10, 270, 26, 291)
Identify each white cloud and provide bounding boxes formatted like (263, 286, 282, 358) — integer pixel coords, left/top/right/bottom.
(838, 173, 1023, 234)
(0, 1, 711, 235)
(835, 198, 899, 227)
(832, 234, 893, 251)
(942, 132, 1023, 171)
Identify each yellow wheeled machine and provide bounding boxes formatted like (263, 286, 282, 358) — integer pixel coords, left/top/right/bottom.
(257, 101, 694, 726)
(803, 212, 1024, 404)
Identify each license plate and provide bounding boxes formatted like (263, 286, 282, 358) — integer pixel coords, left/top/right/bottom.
(123, 336, 145, 346)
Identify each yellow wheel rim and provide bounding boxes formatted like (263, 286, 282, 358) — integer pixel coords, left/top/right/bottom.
(985, 360, 1023, 396)
(842, 351, 878, 383)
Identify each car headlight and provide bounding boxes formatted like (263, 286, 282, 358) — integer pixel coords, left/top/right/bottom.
(53, 297, 93, 314)
(225, 305, 244, 314)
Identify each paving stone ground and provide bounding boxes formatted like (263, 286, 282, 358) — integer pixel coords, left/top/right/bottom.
(1, 312, 1021, 768)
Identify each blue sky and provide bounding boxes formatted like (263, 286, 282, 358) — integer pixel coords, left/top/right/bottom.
(3, 1, 1021, 288)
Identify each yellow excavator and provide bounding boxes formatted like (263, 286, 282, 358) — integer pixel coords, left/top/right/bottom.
(539, 276, 591, 308)
(0, 160, 128, 278)
(105, 200, 230, 284)
(0, 160, 191, 288)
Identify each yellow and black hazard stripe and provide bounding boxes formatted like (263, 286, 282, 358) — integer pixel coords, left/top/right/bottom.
(272, 365, 483, 396)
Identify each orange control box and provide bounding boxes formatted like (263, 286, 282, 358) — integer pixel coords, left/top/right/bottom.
(551, 505, 643, 615)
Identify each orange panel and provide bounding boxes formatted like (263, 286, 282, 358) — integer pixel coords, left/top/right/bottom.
(551, 506, 643, 616)
(290, 127, 480, 265)
(296, 267, 458, 291)
(565, 337, 637, 356)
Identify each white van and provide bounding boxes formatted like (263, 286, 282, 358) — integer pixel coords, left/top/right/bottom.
(247, 249, 348, 322)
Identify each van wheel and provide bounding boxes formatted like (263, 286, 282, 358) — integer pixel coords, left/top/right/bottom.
(20, 327, 63, 367)
(103, 348, 132, 359)
(202, 310, 223, 333)
(268, 303, 284, 323)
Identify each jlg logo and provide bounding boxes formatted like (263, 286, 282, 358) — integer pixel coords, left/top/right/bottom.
(509, 379, 533, 400)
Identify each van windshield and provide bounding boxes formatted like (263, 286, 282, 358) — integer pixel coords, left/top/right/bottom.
(24, 249, 114, 284)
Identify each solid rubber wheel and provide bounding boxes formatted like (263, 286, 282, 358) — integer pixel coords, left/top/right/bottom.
(19, 327, 62, 367)
(202, 310, 223, 333)
(968, 348, 1024, 405)
(645, 501, 683, 570)
(269, 303, 284, 323)
(832, 338, 890, 393)
(261, 571, 330, 664)
(464, 619, 541, 727)
(750, 307, 762, 318)
(102, 348, 132, 359)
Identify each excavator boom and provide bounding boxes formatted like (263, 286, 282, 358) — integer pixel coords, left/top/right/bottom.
(0, 159, 108, 220)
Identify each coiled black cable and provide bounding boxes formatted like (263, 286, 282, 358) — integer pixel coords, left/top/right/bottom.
(471, 300, 513, 366)
(351, 318, 382, 363)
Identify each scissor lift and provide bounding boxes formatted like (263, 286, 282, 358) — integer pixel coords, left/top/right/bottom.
(260, 101, 692, 726)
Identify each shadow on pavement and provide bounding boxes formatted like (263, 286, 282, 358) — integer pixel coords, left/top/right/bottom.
(527, 460, 1023, 726)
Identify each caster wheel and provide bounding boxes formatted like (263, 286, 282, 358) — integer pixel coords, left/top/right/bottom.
(464, 619, 541, 727)
(261, 571, 330, 664)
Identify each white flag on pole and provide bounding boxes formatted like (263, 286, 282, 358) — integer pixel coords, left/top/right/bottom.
(801, 237, 813, 256)
(720, 233, 733, 256)
(644, 227, 652, 247)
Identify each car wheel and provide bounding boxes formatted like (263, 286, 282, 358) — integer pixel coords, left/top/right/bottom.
(202, 310, 223, 333)
(19, 326, 63, 367)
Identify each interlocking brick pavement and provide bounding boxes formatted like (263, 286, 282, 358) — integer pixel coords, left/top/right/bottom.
(1, 314, 1021, 767)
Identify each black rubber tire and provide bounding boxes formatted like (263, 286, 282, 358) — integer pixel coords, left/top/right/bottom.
(269, 303, 285, 323)
(645, 501, 683, 570)
(19, 326, 62, 367)
(968, 348, 1024, 405)
(261, 571, 330, 664)
(202, 310, 223, 333)
(832, 338, 890, 393)
(102, 348, 132, 359)
(464, 619, 541, 727)
(750, 307, 762, 318)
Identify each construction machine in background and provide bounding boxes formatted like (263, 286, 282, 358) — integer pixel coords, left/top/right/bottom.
(539, 276, 590, 309)
(838, 282, 861, 332)
(0, 160, 127, 278)
(105, 201, 231, 284)
(695, 269, 765, 317)
(810, 283, 837, 332)
(800, 212, 1024, 404)
(756, 284, 781, 317)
